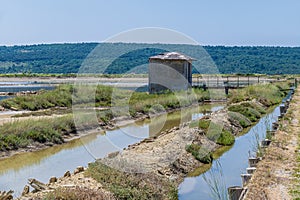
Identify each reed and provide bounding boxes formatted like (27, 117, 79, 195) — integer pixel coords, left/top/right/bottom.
(202, 160, 228, 200)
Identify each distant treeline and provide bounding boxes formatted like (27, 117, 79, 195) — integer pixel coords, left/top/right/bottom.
(0, 43, 299, 74)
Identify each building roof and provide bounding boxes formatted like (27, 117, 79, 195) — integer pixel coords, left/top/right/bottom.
(149, 52, 195, 61)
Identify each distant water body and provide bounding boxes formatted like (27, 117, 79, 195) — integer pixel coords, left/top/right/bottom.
(0, 81, 55, 101)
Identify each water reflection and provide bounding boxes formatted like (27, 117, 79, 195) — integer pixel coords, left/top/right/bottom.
(178, 106, 280, 200)
(0, 104, 223, 196)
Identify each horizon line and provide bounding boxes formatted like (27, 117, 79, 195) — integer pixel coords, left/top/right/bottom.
(0, 41, 299, 48)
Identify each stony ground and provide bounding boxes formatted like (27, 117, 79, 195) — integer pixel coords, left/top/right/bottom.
(19, 167, 115, 200)
(244, 88, 300, 200)
(101, 123, 217, 183)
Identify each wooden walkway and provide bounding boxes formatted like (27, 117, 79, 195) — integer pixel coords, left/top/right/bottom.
(192, 75, 288, 89)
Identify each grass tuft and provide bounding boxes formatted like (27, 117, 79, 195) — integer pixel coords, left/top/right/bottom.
(86, 162, 178, 200)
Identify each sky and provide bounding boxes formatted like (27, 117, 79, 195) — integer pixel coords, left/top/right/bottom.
(0, 0, 299, 46)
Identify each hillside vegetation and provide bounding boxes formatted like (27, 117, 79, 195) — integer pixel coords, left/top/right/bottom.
(0, 43, 299, 74)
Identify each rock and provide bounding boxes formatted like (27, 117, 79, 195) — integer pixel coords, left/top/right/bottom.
(74, 166, 84, 174)
(49, 176, 57, 184)
(45, 142, 54, 147)
(28, 178, 49, 192)
(143, 138, 155, 143)
(22, 185, 30, 196)
(99, 121, 106, 126)
(10, 107, 19, 111)
(0, 190, 13, 200)
(64, 171, 71, 177)
(107, 151, 119, 158)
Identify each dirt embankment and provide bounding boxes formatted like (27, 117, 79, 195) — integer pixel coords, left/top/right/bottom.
(2, 98, 276, 199)
(99, 108, 241, 185)
(244, 88, 300, 200)
(14, 106, 242, 199)
(102, 124, 211, 183)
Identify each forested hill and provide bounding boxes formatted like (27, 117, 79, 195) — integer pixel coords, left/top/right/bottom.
(0, 43, 299, 74)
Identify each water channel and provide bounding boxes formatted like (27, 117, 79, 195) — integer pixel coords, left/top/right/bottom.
(0, 81, 289, 199)
(178, 103, 282, 199)
(0, 103, 223, 197)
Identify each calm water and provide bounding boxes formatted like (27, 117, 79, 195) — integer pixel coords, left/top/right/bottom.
(0, 104, 223, 197)
(0, 82, 55, 101)
(0, 85, 54, 93)
(178, 105, 281, 200)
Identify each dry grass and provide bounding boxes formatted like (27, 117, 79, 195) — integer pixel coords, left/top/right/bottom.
(44, 186, 115, 200)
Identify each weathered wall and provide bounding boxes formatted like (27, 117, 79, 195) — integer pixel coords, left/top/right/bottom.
(149, 59, 192, 93)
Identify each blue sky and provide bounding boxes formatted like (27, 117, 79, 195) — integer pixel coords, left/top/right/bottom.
(0, 0, 299, 46)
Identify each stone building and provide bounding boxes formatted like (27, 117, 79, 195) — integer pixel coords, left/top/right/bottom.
(148, 52, 194, 93)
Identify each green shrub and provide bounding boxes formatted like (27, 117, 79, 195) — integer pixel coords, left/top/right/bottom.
(216, 130, 235, 146)
(206, 122, 223, 141)
(0, 85, 73, 111)
(228, 111, 252, 128)
(0, 115, 96, 151)
(97, 110, 113, 124)
(0, 84, 115, 111)
(186, 144, 213, 164)
(196, 119, 235, 146)
(240, 102, 266, 114)
(198, 119, 211, 130)
(1, 84, 214, 115)
(228, 105, 261, 122)
(229, 83, 288, 106)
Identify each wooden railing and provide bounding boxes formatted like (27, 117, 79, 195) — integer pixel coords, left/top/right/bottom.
(192, 75, 285, 89)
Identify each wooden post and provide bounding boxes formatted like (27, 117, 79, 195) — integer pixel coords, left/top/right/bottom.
(272, 122, 279, 130)
(217, 76, 219, 87)
(237, 76, 239, 88)
(207, 75, 209, 88)
(261, 139, 271, 147)
(228, 186, 244, 200)
(248, 76, 250, 86)
(258, 76, 260, 83)
(248, 157, 260, 167)
(241, 174, 252, 186)
(246, 167, 257, 174)
(225, 86, 229, 96)
(280, 105, 286, 115)
(267, 130, 276, 137)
